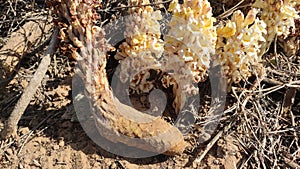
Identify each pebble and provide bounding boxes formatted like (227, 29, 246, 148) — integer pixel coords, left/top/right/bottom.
(5, 148, 13, 156)
(58, 138, 65, 147)
(53, 145, 60, 150)
(20, 80, 28, 88)
(18, 163, 24, 169)
(213, 159, 220, 165)
(18, 127, 30, 135)
(110, 162, 117, 169)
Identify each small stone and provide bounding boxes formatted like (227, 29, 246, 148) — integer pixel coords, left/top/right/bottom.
(18, 127, 29, 135)
(18, 163, 24, 169)
(53, 145, 59, 150)
(20, 80, 28, 88)
(58, 138, 65, 147)
(110, 162, 117, 169)
(213, 159, 220, 165)
(5, 148, 13, 155)
(24, 157, 31, 164)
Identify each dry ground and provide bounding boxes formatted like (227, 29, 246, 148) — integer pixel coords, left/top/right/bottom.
(0, 0, 299, 168)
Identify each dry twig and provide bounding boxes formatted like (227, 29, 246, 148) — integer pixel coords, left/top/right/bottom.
(1, 28, 58, 139)
(194, 121, 233, 164)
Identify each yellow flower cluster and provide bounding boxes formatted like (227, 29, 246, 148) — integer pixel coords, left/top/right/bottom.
(161, 0, 217, 112)
(164, 0, 217, 83)
(215, 9, 267, 84)
(253, 0, 300, 54)
(114, 0, 298, 110)
(115, 0, 217, 111)
(115, 0, 164, 93)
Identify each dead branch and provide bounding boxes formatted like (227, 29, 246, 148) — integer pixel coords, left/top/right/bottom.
(1, 28, 58, 139)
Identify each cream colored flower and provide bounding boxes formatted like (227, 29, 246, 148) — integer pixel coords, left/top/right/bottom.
(253, 0, 300, 55)
(165, 0, 217, 83)
(162, 0, 217, 112)
(115, 0, 164, 94)
(215, 9, 267, 84)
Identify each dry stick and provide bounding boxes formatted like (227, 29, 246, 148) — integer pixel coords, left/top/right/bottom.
(1, 28, 58, 139)
(193, 69, 262, 165)
(194, 130, 223, 164)
(216, 0, 245, 19)
(194, 121, 233, 164)
(281, 153, 300, 169)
